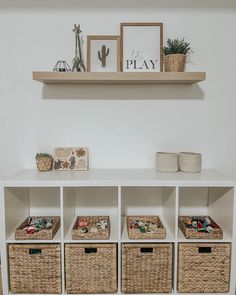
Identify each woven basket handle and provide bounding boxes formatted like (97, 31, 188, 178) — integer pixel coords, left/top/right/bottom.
(140, 247, 153, 253)
(198, 247, 211, 254)
(29, 248, 42, 255)
(85, 248, 97, 254)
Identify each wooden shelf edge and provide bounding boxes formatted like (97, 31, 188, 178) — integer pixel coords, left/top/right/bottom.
(32, 71, 206, 85)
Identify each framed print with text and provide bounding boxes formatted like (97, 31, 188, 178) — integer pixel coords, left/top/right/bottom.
(121, 23, 163, 72)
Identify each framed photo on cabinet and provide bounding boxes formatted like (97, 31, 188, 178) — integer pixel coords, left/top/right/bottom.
(87, 35, 121, 72)
(120, 23, 163, 72)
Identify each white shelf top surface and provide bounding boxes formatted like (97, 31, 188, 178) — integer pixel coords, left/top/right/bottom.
(3, 169, 235, 187)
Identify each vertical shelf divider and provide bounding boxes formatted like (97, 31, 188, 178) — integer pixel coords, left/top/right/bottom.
(174, 186, 179, 294)
(60, 186, 65, 295)
(230, 187, 236, 293)
(117, 186, 122, 294)
(0, 184, 9, 295)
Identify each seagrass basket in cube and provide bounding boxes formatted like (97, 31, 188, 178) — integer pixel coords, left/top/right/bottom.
(122, 243, 173, 293)
(127, 216, 166, 239)
(72, 216, 110, 240)
(178, 243, 231, 293)
(8, 244, 61, 294)
(65, 243, 117, 293)
(15, 216, 60, 240)
(178, 216, 223, 239)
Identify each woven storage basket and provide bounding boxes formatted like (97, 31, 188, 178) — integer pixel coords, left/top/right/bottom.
(15, 216, 60, 240)
(164, 54, 186, 72)
(127, 216, 166, 239)
(179, 152, 202, 173)
(178, 243, 231, 293)
(156, 152, 179, 173)
(122, 243, 173, 293)
(9, 244, 61, 294)
(36, 156, 53, 172)
(72, 216, 110, 240)
(179, 216, 223, 239)
(65, 243, 117, 293)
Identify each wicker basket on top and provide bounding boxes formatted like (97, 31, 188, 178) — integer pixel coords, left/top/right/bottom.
(72, 216, 110, 240)
(15, 216, 60, 240)
(127, 216, 166, 239)
(9, 243, 61, 294)
(65, 243, 117, 294)
(164, 54, 186, 72)
(122, 243, 173, 293)
(178, 243, 231, 293)
(179, 216, 223, 239)
(36, 154, 53, 172)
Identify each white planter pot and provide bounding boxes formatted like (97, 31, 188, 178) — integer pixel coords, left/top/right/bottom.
(156, 152, 179, 173)
(179, 152, 202, 173)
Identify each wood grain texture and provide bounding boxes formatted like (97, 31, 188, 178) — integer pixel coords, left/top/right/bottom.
(32, 71, 206, 84)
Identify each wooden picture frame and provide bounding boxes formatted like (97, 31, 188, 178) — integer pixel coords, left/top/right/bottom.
(87, 35, 121, 72)
(120, 23, 163, 72)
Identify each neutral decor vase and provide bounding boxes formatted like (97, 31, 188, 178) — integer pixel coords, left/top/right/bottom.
(156, 152, 179, 173)
(179, 152, 202, 173)
(164, 54, 186, 72)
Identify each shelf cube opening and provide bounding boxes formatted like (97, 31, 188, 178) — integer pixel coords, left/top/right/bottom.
(4, 187, 61, 241)
(63, 187, 118, 241)
(121, 187, 176, 241)
(179, 186, 234, 240)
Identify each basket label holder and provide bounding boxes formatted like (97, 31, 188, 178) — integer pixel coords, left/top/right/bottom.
(29, 249, 42, 255)
(198, 247, 212, 253)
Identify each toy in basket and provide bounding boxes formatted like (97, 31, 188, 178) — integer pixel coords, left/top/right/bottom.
(178, 216, 223, 239)
(15, 216, 60, 240)
(127, 216, 166, 239)
(72, 216, 110, 240)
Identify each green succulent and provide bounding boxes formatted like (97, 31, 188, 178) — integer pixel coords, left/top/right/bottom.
(163, 38, 192, 56)
(36, 153, 52, 159)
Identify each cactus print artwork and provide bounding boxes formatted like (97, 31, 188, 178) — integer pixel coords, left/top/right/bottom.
(87, 36, 120, 72)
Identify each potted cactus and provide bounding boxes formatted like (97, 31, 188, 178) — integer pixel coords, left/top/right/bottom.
(35, 153, 53, 172)
(163, 38, 192, 72)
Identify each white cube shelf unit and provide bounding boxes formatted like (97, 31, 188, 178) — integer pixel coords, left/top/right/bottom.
(0, 169, 236, 295)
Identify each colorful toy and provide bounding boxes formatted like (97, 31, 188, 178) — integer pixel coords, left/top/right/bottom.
(184, 216, 218, 233)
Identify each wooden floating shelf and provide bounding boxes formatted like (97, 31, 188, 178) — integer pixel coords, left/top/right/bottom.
(32, 71, 206, 85)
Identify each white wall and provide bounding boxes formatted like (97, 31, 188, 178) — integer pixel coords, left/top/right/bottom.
(0, 0, 236, 178)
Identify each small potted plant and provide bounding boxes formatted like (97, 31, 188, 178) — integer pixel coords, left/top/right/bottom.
(163, 38, 192, 72)
(35, 153, 53, 172)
